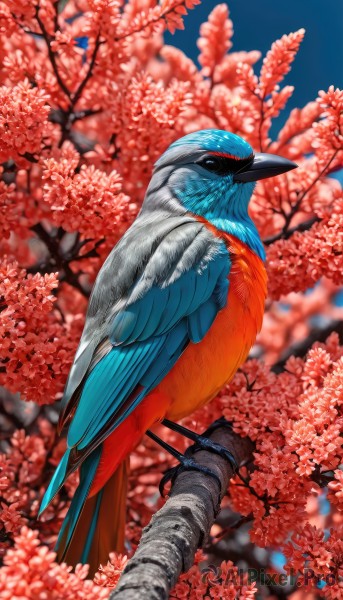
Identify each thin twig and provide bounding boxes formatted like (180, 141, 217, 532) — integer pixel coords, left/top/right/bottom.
(263, 149, 340, 245)
(263, 216, 320, 245)
(70, 33, 101, 108)
(296, 149, 340, 205)
(272, 319, 343, 373)
(30, 223, 90, 297)
(35, 5, 71, 100)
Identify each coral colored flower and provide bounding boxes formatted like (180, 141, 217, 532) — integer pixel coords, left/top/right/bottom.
(0, 527, 109, 599)
(0, 2, 343, 598)
(259, 29, 305, 97)
(0, 258, 83, 404)
(0, 79, 50, 163)
(93, 553, 128, 587)
(197, 4, 233, 77)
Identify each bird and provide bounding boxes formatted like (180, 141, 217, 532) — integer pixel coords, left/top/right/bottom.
(39, 129, 297, 574)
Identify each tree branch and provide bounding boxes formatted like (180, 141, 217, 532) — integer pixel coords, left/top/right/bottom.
(271, 319, 343, 373)
(110, 426, 254, 600)
(30, 224, 91, 297)
(263, 215, 320, 245)
(70, 33, 102, 108)
(35, 5, 71, 101)
(263, 149, 340, 246)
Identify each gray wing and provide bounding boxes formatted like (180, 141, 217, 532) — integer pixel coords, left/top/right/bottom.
(58, 210, 222, 429)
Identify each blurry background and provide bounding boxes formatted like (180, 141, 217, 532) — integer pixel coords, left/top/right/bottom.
(166, 0, 343, 132)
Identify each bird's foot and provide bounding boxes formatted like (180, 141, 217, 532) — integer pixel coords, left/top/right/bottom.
(158, 448, 221, 497)
(147, 418, 238, 497)
(146, 429, 222, 497)
(162, 418, 238, 471)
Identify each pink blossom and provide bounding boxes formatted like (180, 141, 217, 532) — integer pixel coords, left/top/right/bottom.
(0, 79, 51, 163)
(0, 527, 109, 599)
(197, 4, 233, 78)
(0, 2, 342, 598)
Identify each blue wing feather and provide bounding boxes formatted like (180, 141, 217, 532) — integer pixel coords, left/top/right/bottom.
(109, 310, 138, 345)
(69, 244, 230, 451)
(140, 320, 188, 388)
(188, 298, 218, 343)
(41, 233, 231, 512)
(54, 445, 102, 556)
(68, 337, 164, 448)
(154, 283, 185, 336)
(39, 448, 71, 514)
(78, 346, 156, 447)
(109, 255, 228, 347)
(138, 287, 167, 340)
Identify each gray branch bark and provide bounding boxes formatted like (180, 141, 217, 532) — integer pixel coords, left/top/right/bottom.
(110, 426, 254, 600)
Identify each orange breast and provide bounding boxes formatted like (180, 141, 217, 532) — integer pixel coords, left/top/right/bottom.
(159, 233, 267, 421)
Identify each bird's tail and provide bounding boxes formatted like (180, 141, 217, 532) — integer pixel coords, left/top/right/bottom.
(40, 400, 150, 575)
(54, 451, 129, 576)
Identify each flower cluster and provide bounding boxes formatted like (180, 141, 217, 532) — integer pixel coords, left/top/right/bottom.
(197, 3, 233, 78)
(1, 1, 343, 598)
(93, 553, 128, 588)
(0, 258, 83, 403)
(0, 527, 109, 599)
(266, 198, 343, 298)
(0, 419, 74, 557)
(0, 79, 51, 164)
(170, 550, 257, 599)
(42, 143, 136, 245)
(208, 335, 341, 546)
(284, 524, 343, 598)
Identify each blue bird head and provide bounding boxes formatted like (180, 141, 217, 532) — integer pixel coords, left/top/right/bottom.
(145, 129, 297, 259)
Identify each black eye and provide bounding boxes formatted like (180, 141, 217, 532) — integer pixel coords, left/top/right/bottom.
(199, 157, 222, 172)
(197, 154, 254, 177)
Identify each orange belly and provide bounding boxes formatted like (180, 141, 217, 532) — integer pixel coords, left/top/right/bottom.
(160, 291, 257, 420)
(159, 235, 267, 420)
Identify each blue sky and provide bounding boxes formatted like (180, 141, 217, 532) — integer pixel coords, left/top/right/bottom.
(165, 0, 343, 130)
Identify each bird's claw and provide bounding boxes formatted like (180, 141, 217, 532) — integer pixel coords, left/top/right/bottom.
(159, 451, 221, 497)
(155, 417, 237, 496)
(187, 435, 238, 472)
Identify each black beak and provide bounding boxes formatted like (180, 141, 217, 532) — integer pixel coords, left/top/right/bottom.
(233, 153, 298, 183)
